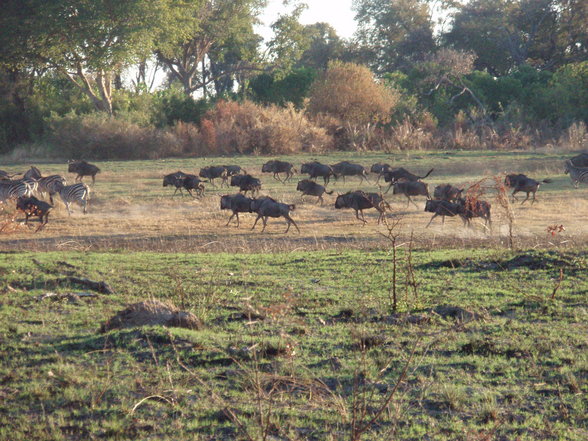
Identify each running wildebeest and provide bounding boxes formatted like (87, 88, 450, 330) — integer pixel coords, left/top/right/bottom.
(230, 174, 261, 196)
(382, 167, 434, 193)
(296, 179, 333, 205)
(163, 171, 188, 197)
(458, 197, 492, 228)
(300, 161, 335, 185)
(223, 165, 246, 177)
(220, 193, 254, 227)
(433, 184, 464, 202)
(250, 196, 299, 233)
(182, 174, 205, 197)
(424, 199, 463, 227)
(331, 161, 369, 183)
(262, 160, 296, 183)
(68, 160, 101, 183)
(16, 196, 52, 231)
(370, 163, 393, 183)
(389, 181, 430, 207)
(504, 173, 552, 204)
(199, 166, 228, 187)
(335, 191, 389, 224)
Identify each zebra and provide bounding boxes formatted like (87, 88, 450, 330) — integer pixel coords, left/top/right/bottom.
(38, 175, 67, 204)
(57, 183, 90, 215)
(0, 180, 33, 204)
(564, 160, 588, 188)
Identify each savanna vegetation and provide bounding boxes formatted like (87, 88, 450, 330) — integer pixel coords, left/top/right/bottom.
(0, 1, 587, 440)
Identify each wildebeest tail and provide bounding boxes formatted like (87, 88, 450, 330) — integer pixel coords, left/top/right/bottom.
(419, 168, 434, 179)
(325, 190, 334, 195)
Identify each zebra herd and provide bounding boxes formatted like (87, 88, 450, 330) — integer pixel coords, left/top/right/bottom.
(0, 160, 99, 229)
(161, 154, 587, 233)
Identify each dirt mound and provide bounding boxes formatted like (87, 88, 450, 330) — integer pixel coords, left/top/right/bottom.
(503, 253, 570, 270)
(100, 300, 202, 333)
(432, 305, 481, 321)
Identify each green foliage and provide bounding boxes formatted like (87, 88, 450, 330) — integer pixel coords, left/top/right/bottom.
(250, 68, 317, 108)
(151, 88, 212, 127)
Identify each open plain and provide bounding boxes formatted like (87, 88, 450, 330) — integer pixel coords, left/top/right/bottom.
(0, 150, 587, 440)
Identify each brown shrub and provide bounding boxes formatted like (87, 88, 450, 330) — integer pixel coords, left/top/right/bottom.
(47, 113, 182, 159)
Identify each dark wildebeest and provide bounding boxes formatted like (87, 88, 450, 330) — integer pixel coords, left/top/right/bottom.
(220, 193, 254, 227)
(504, 173, 552, 204)
(390, 181, 430, 207)
(335, 191, 389, 224)
(163, 171, 188, 196)
(223, 165, 246, 177)
(424, 199, 463, 227)
(199, 166, 228, 187)
(0, 169, 19, 180)
(24, 166, 42, 180)
(182, 174, 205, 197)
(300, 161, 335, 185)
(262, 160, 296, 183)
(296, 179, 333, 205)
(433, 184, 464, 202)
(250, 197, 299, 233)
(230, 174, 261, 196)
(382, 167, 434, 193)
(570, 153, 588, 167)
(68, 160, 101, 183)
(370, 163, 393, 183)
(458, 197, 492, 228)
(16, 196, 52, 231)
(331, 161, 369, 183)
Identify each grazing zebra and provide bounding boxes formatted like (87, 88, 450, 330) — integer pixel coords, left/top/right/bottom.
(57, 183, 90, 215)
(0, 180, 33, 203)
(564, 160, 588, 187)
(38, 175, 67, 204)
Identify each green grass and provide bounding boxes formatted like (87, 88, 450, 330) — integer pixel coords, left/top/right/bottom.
(1, 248, 586, 440)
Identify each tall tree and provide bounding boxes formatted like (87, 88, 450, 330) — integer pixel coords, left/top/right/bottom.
(353, 0, 436, 73)
(298, 23, 346, 70)
(0, 0, 192, 114)
(156, 0, 265, 96)
(267, 3, 312, 71)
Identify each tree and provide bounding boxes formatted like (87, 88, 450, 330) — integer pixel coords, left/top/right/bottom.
(156, 0, 265, 96)
(0, 0, 191, 114)
(298, 23, 346, 70)
(250, 67, 317, 108)
(267, 3, 312, 72)
(307, 61, 399, 125)
(352, 0, 436, 73)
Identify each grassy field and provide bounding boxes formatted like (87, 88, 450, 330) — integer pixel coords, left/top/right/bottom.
(0, 150, 587, 440)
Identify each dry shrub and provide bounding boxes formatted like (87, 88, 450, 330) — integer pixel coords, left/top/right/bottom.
(385, 119, 435, 151)
(205, 100, 332, 154)
(557, 121, 588, 151)
(47, 113, 182, 159)
(444, 124, 534, 151)
(170, 121, 207, 156)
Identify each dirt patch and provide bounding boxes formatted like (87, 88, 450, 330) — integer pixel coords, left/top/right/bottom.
(432, 305, 482, 321)
(503, 253, 575, 270)
(100, 300, 202, 332)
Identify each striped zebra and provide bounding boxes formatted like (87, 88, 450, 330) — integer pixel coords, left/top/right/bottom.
(0, 180, 33, 203)
(57, 183, 90, 215)
(38, 175, 67, 204)
(564, 160, 588, 187)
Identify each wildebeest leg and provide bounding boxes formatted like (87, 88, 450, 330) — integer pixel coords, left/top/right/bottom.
(92, 175, 96, 184)
(384, 183, 393, 194)
(408, 196, 419, 208)
(520, 192, 530, 205)
(261, 216, 269, 232)
(226, 212, 236, 226)
(284, 215, 299, 233)
(317, 195, 323, 205)
(531, 191, 537, 204)
(172, 187, 180, 197)
(426, 213, 439, 228)
(186, 189, 195, 198)
(251, 214, 262, 230)
(511, 190, 519, 201)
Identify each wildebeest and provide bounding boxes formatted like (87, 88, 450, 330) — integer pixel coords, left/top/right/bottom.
(163, 171, 188, 196)
(331, 161, 369, 183)
(262, 160, 296, 183)
(382, 167, 434, 193)
(250, 197, 299, 233)
(570, 153, 588, 167)
(504, 173, 552, 204)
(223, 165, 246, 177)
(458, 197, 492, 228)
(220, 193, 254, 227)
(370, 163, 393, 183)
(300, 161, 335, 185)
(230, 174, 261, 196)
(24, 166, 42, 180)
(296, 179, 333, 205)
(68, 160, 101, 183)
(199, 166, 228, 187)
(424, 199, 463, 227)
(182, 174, 205, 197)
(16, 196, 52, 231)
(335, 191, 389, 224)
(390, 181, 430, 207)
(433, 184, 464, 202)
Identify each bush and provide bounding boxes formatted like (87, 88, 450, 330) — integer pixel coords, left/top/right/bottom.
(46, 112, 182, 160)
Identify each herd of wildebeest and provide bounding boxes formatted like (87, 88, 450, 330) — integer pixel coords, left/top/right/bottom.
(1, 153, 588, 233)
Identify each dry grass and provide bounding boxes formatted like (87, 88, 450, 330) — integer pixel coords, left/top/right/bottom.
(0, 152, 586, 252)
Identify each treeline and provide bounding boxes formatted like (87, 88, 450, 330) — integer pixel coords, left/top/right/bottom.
(0, 0, 586, 158)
